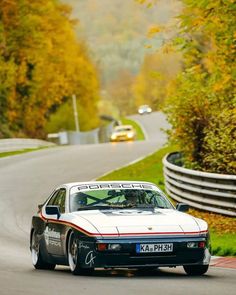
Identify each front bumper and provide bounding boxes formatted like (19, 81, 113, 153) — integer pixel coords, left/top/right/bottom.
(110, 136, 134, 142)
(77, 236, 211, 269)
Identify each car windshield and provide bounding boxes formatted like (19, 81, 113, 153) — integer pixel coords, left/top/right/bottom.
(69, 189, 173, 212)
(115, 127, 132, 132)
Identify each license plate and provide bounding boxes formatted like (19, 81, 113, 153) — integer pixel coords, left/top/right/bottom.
(136, 243, 173, 253)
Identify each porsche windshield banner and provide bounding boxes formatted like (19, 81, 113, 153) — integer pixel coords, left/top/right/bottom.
(70, 182, 155, 194)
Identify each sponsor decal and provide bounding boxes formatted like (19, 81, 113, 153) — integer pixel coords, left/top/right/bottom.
(44, 226, 61, 247)
(78, 241, 90, 250)
(85, 251, 96, 267)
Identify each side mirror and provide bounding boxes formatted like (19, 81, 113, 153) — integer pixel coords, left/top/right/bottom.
(45, 205, 61, 219)
(37, 204, 43, 213)
(176, 203, 189, 212)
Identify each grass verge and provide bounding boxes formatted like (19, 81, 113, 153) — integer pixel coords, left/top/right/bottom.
(121, 117, 145, 141)
(98, 144, 236, 257)
(210, 232, 236, 256)
(0, 146, 51, 158)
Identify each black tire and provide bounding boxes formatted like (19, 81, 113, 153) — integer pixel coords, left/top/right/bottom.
(183, 265, 209, 276)
(31, 230, 56, 270)
(67, 232, 94, 275)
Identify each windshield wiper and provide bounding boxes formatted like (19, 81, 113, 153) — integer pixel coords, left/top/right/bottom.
(76, 204, 166, 211)
(76, 205, 108, 211)
(122, 204, 165, 209)
(76, 204, 125, 211)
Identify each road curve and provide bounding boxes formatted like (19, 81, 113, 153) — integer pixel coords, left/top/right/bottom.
(0, 112, 235, 295)
(129, 112, 171, 142)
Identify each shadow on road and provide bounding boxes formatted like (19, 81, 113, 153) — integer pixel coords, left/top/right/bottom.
(50, 266, 214, 280)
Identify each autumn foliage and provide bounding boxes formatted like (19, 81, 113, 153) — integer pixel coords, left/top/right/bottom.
(189, 209, 236, 235)
(164, 0, 236, 174)
(133, 51, 182, 111)
(138, 0, 235, 174)
(0, 0, 100, 138)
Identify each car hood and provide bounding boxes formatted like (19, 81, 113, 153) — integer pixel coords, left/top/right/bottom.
(72, 209, 207, 237)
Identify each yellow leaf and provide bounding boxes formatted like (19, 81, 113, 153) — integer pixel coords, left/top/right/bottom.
(147, 25, 161, 38)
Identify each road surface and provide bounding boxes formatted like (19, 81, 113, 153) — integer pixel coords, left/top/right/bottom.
(0, 112, 235, 295)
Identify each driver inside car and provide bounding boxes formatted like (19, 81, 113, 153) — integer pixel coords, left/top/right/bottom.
(70, 193, 87, 211)
(123, 190, 141, 206)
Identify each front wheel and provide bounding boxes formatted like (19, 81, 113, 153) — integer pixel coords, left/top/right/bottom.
(68, 232, 93, 275)
(31, 230, 55, 270)
(183, 265, 209, 276)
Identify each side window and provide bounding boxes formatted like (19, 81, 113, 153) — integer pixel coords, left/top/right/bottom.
(58, 189, 66, 213)
(47, 189, 66, 213)
(47, 190, 60, 205)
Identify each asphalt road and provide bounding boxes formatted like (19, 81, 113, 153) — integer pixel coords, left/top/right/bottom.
(0, 112, 235, 295)
(129, 112, 170, 142)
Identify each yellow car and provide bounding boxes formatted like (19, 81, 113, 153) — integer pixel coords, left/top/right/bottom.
(110, 125, 136, 142)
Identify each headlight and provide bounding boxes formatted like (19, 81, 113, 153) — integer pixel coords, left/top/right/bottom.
(97, 243, 121, 251)
(111, 134, 117, 140)
(187, 241, 206, 248)
(108, 244, 121, 251)
(187, 242, 198, 248)
(127, 132, 133, 138)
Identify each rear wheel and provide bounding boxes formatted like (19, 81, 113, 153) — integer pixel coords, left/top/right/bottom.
(31, 230, 56, 270)
(68, 232, 94, 275)
(183, 265, 209, 276)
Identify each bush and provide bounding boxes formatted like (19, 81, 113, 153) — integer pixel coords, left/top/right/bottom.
(164, 0, 236, 174)
(201, 109, 236, 174)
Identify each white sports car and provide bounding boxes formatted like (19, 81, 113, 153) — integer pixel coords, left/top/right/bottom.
(30, 181, 211, 275)
(110, 125, 136, 142)
(138, 105, 152, 115)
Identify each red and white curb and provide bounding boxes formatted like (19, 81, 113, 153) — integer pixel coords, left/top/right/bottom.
(210, 256, 236, 269)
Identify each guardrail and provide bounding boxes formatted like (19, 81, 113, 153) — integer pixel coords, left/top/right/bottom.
(163, 152, 236, 217)
(0, 138, 55, 152)
(47, 122, 115, 145)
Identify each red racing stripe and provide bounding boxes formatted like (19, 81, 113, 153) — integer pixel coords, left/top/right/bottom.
(39, 212, 208, 238)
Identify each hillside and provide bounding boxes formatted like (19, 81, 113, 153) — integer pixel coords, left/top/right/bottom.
(62, 0, 181, 85)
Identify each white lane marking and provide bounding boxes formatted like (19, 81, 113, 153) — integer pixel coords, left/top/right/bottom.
(127, 117, 149, 141)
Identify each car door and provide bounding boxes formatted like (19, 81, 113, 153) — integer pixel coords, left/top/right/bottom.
(44, 188, 66, 256)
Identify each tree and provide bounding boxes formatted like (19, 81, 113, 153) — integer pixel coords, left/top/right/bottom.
(105, 70, 135, 116)
(139, 0, 236, 174)
(0, 0, 100, 138)
(133, 51, 181, 110)
(165, 0, 236, 173)
(201, 108, 236, 174)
